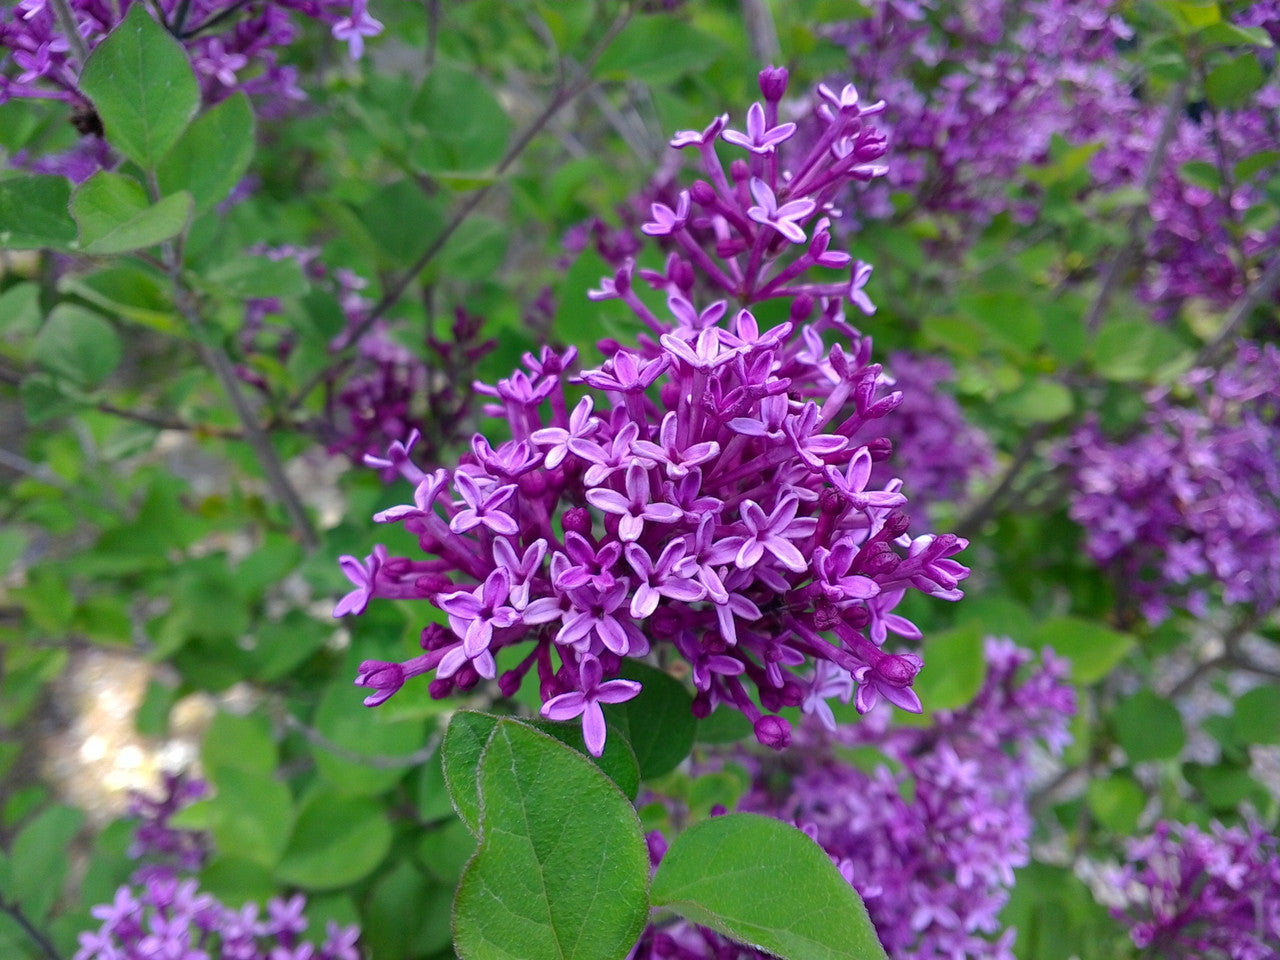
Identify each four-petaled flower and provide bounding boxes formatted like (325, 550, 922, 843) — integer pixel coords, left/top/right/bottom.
(331, 0, 383, 59)
(540, 654, 642, 756)
(586, 462, 684, 542)
(746, 178, 816, 244)
(722, 101, 797, 154)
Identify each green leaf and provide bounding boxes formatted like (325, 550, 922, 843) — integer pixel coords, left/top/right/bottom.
(595, 15, 725, 83)
(6, 805, 84, 922)
(651, 813, 888, 960)
(1200, 21, 1274, 47)
(0, 175, 78, 250)
(71, 172, 193, 254)
(206, 766, 294, 870)
(408, 61, 511, 176)
(32, 304, 122, 388)
(452, 720, 650, 960)
(1030, 617, 1135, 685)
(205, 254, 309, 298)
(1113, 690, 1185, 762)
(1178, 160, 1221, 191)
(311, 678, 425, 796)
(1169, 0, 1221, 33)
(1086, 775, 1147, 834)
(1234, 685, 1280, 744)
(612, 661, 697, 780)
(156, 93, 255, 214)
(60, 265, 178, 333)
(357, 180, 444, 265)
(955, 289, 1044, 355)
(1092, 319, 1190, 382)
(1235, 149, 1280, 182)
(994, 379, 1073, 425)
(1205, 53, 1266, 109)
(203, 710, 277, 776)
(909, 621, 985, 715)
(276, 789, 392, 890)
(79, 4, 199, 169)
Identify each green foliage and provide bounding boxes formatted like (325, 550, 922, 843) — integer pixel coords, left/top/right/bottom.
(452, 720, 649, 960)
(79, 4, 200, 169)
(651, 813, 888, 960)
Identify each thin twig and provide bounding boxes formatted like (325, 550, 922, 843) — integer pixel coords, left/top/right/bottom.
(0, 447, 72, 490)
(741, 0, 781, 63)
(954, 422, 1048, 540)
(93, 401, 244, 439)
(1194, 256, 1280, 367)
(150, 175, 319, 552)
(281, 712, 442, 769)
(1164, 606, 1272, 701)
(1084, 79, 1188, 334)
(175, 0, 254, 39)
(286, 4, 636, 410)
(49, 0, 90, 70)
(0, 899, 65, 960)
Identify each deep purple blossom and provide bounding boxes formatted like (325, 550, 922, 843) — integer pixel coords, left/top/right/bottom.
(540, 654, 642, 756)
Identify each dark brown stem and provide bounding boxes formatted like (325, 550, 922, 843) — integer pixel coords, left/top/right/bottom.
(954, 423, 1049, 540)
(0, 898, 65, 960)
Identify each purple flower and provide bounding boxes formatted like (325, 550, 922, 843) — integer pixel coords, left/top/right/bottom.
(331, 0, 384, 59)
(586, 462, 684, 542)
(722, 101, 797, 155)
(745, 178, 816, 244)
(541, 654, 642, 756)
(333, 545, 386, 617)
(438, 569, 519, 658)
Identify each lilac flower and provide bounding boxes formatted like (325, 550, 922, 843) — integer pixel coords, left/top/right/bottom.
(331, 0, 383, 59)
(722, 102, 796, 155)
(1065, 341, 1279, 622)
(339, 69, 969, 753)
(77, 775, 363, 960)
(540, 654, 642, 756)
(1108, 819, 1280, 959)
(745, 178, 816, 244)
(333, 545, 386, 617)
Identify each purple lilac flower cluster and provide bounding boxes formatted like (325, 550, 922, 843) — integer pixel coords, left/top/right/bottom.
(1107, 818, 1280, 960)
(1, 0, 381, 107)
(336, 69, 971, 755)
(1066, 340, 1280, 623)
(77, 773, 363, 960)
(636, 638, 1077, 960)
(833, 0, 1280, 314)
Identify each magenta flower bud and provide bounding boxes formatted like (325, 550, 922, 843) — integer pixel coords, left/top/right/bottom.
(690, 179, 717, 205)
(562, 506, 592, 536)
(790, 293, 815, 320)
(877, 653, 921, 687)
(415, 573, 452, 595)
(866, 436, 894, 461)
(754, 714, 792, 750)
(428, 677, 454, 698)
(646, 830, 668, 866)
(691, 693, 714, 719)
(779, 680, 805, 707)
(354, 661, 405, 707)
(759, 65, 789, 103)
(729, 158, 750, 183)
(421, 623, 449, 649)
(497, 671, 522, 698)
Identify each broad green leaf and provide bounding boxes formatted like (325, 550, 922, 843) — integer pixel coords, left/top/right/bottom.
(955, 289, 1043, 355)
(79, 4, 199, 168)
(1234, 685, 1280, 744)
(613, 661, 697, 780)
(1169, 0, 1221, 33)
(994, 379, 1073, 425)
(409, 61, 511, 175)
(452, 720, 650, 960)
(32, 304, 121, 388)
(651, 813, 888, 960)
(206, 766, 293, 870)
(1200, 21, 1274, 46)
(205, 254, 309, 299)
(1092, 319, 1190, 382)
(357, 180, 444, 265)
(0, 175, 77, 250)
(1086, 775, 1147, 834)
(157, 93, 255, 214)
(6, 805, 84, 922)
(1235, 149, 1280, 182)
(1205, 53, 1266, 109)
(1113, 690, 1185, 762)
(203, 710, 277, 776)
(1178, 160, 1221, 191)
(60, 265, 178, 333)
(444, 711, 640, 836)
(71, 172, 192, 254)
(0, 282, 41, 338)
(199, 856, 278, 908)
(595, 15, 725, 83)
(908, 621, 985, 716)
(1030, 617, 1135, 684)
(276, 789, 392, 890)
(312, 678, 425, 796)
